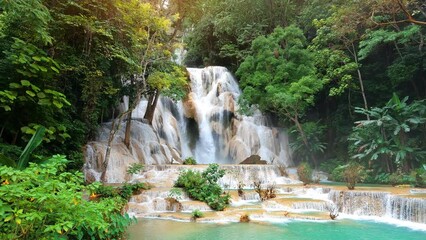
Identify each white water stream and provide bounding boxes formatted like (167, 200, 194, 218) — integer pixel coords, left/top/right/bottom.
(84, 66, 292, 182)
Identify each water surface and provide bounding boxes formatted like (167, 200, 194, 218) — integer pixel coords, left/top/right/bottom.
(128, 219, 426, 240)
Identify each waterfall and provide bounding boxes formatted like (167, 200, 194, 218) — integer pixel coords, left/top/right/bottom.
(329, 190, 426, 224)
(386, 195, 426, 223)
(126, 165, 425, 226)
(84, 66, 292, 183)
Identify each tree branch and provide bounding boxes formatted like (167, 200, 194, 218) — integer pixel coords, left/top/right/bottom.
(396, 0, 426, 25)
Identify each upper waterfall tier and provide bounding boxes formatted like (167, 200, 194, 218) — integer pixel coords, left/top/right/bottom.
(84, 66, 292, 183)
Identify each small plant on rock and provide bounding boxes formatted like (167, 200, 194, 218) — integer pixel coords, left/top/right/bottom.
(297, 162, 312, 185)
(127, 163, 144, 175)
(165, 188, 184, 211)
(253, 180, 276, 201)
(344, 161, 366, 190)
(266, 183, 277, 199)
(240, 213, 250, 222)
(191, 209, 204, 221)
(168, 187, 183, 200)
(237, 181, 245, 197)
(183, 157, 197, 165)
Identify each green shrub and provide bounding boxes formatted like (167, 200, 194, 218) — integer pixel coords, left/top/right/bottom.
(168, 188, 183, 200)
(319, 158, 344, 174)
(343, 162, 367, 190)
(127, 163, 144, 175)
(191, 209, 204, 219)
(175, 164, 230, 211)
(389, 172, 403, 186)
(297, 162, 312, 185)
(94, 182, 150, 200)
(119, 182, 150, 200)
(331, 163, 367, 189)
(0, 155, 135, 239)
(373, 172, 391, 184)
(183, 157, 197, 165)
(94, 184, 119, 198)
(331, 165, 346, 182)
(415, 165, 426, 187)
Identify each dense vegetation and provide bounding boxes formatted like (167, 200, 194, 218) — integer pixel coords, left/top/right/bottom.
(0, 1, 186, 238)
(175, 164, 230, 211)
(183, 0, 426, 185)
(0, 0, 189, 169)
(0, 155, 142, 239)
(0, 0, 425, 238)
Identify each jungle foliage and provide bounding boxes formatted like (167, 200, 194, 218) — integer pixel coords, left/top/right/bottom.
(0, 0, 189, 169)
(0, 0, 425, 237)
(0, 155, 137, 239)
(0, 1, 188, 238)
(183, 0, 426, 181)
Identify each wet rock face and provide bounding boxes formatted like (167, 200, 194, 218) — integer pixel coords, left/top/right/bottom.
(84, 66, 293, 183)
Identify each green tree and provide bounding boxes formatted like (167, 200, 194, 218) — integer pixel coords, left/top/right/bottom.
(101, 1, 188, 180)
(312, 9, 371, 120)
(236, 26, 324, 167)
(290, 121, 327, 165)
(184, 0, 301, 70)
(143, 64, 189, 125)
(0, 0, 72, 151)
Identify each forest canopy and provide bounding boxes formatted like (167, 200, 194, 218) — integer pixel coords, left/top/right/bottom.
(0, 1, 425, 238)
(0, 0, 425, 181)
(182, 0, 426, 178)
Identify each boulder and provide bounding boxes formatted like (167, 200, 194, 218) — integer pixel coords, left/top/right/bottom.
(183, 92, 197, 120)
(239, 154, 267, 164)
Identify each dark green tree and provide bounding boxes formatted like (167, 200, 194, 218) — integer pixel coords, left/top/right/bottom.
(236, 26, 324, 167)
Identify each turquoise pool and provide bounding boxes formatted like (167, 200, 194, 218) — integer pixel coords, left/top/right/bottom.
(128, 218, 426, 240)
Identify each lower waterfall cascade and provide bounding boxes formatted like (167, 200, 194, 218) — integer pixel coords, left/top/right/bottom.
(82, 66, 426, 229)
(127, 165, 426, 227)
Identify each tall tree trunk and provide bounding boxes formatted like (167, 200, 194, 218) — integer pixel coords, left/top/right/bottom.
(124, 110, 132, 149)
(0, 125, 4, 139)
(143, 89, 160, 125)
(102, 118, 117, 182)
(381, 127, 392, 173)
(348, 43, 370, 120)
(12, 131, 18, 145)
(356, 67, 370, 120)
(293, 114, 318, 169)
(101, 108, 130, 182)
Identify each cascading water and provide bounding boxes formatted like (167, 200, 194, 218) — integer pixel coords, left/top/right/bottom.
(183, 67, 291, 164)
(83, 66, 425, 228)
(329, 190, 426, 224)
(84, 66, 292, 182)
